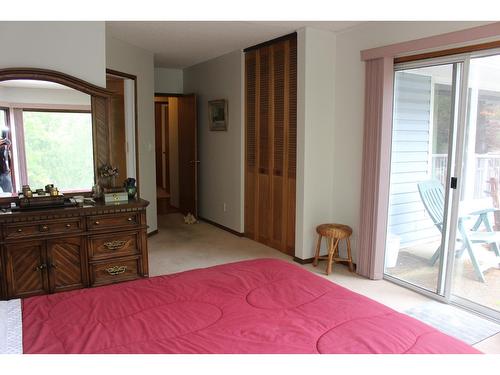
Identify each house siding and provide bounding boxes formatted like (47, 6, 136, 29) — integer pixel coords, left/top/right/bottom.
(388, 72, 437, 247)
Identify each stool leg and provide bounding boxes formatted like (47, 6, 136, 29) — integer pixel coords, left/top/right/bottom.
(346, 237, 354, 272)
(313, 235, 322, 267)
(326, 238, 339, 275)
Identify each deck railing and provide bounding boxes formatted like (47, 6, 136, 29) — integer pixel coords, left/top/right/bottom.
(431, 154, 500, 199)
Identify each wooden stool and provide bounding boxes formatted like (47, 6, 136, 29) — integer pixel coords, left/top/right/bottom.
(313, 223, 354, 275)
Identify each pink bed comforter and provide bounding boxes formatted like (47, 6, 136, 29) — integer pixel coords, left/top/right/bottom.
(22, 258, 480, 354)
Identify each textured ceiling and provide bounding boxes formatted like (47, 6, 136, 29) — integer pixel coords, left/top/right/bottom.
(106, 21, 364, 69)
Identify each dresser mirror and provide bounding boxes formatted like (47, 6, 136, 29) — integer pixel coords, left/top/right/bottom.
(0, 68, 138, 200)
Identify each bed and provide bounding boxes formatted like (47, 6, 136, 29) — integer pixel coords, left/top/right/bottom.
(2, 258, 480, 354)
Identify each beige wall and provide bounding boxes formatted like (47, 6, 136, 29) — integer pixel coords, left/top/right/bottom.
(0, 86, 91, 106)
(333, 21, 490, 263)
(155, 68, 183, 94)
(295, 28, 337, 260)
(0, 22, 106, 87)
(106, 35, 158, 233)
(183, 50, 244, 232)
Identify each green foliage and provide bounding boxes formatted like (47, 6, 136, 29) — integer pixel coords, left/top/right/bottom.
(433, 84, 452, 154)
(476, 94, 500, 154)
(23, 112, 94, 191)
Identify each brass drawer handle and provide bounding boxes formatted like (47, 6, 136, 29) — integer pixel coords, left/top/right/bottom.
(17, 228, 23, 233)
(106, 265, 127, 276)
(127, 217, 133, 222)
(65, 224, 72, 228)
(103, 240, 127, 250)
(95, 221, 100, 225)
(41, 225, 49, 231)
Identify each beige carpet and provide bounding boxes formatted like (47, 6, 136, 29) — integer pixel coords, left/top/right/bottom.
(148, 213, 500, 354)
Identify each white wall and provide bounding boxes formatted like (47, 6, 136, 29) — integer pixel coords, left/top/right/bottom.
(333, 21, 490, 263)
(183, 50, 244, 232)
(106, 35, 158, 233)
(0, 22, 106, 87)
(155, 68, 183, 94)
(295, 28, 336, 260)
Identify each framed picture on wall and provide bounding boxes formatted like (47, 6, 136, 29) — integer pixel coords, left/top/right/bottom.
(208, 99, 228, 131)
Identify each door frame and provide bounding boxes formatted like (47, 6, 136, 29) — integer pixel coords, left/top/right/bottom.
(154, 92, 198, 217)
(106, 69, 140, 197)
(386, 49, 500, 322)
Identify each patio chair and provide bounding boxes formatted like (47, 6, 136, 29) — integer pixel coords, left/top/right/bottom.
(417, 179, 500, 283)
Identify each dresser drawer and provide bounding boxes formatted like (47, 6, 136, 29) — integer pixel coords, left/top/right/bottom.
(87, 213, 140, 231)
(89, 232, 139, 260)
(90, 257, 141, 286)
(4, 218, 83, 239)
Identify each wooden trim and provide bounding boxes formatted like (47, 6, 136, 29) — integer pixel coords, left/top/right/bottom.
(106, 69, 137, 81)
(0, 68, 112, 98)
(394, 39, 500, 64)
(155, 93, 187, 98)
(147, 229, 158, 237)
(105, 69, 141, 198)
(244, 32, 297, 53)
(199, 216, 244, 237)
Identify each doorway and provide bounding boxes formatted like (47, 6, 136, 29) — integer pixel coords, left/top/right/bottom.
(384, 50, 500, 321)
(106, 69, 138, 190)
(154, 94, 197, 217)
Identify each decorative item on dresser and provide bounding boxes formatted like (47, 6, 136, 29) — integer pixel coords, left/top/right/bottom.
(0, 198, 149, 300)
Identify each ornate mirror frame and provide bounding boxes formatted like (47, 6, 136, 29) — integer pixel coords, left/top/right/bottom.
(0, 67, 113, 196)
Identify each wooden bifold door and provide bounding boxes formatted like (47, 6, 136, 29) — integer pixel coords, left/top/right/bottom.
(244, 34, 297, 255)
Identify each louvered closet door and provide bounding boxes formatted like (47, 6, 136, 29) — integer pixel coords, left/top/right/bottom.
(245, 35, 297, 255)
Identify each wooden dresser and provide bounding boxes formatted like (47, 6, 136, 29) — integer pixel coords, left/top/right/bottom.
(0, 198, 149, 300)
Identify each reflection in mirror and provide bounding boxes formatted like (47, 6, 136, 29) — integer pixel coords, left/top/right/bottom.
(0, 80, 93, 196)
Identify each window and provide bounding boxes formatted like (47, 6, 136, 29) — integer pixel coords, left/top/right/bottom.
(21, 111, 94, 191)
(0, 108, 7, 129)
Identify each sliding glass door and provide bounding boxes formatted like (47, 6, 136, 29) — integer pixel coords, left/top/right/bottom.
(450, 54, 500, 317)
(385, 50, 500, 320)
(385, 62, 458, 294)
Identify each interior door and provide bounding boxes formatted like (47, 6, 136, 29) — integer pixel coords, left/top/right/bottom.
(178, 94, 198, 217)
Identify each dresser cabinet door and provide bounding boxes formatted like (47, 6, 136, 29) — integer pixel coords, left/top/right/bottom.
(47, 236, 87, 293)
(4, 240, 48, 299)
